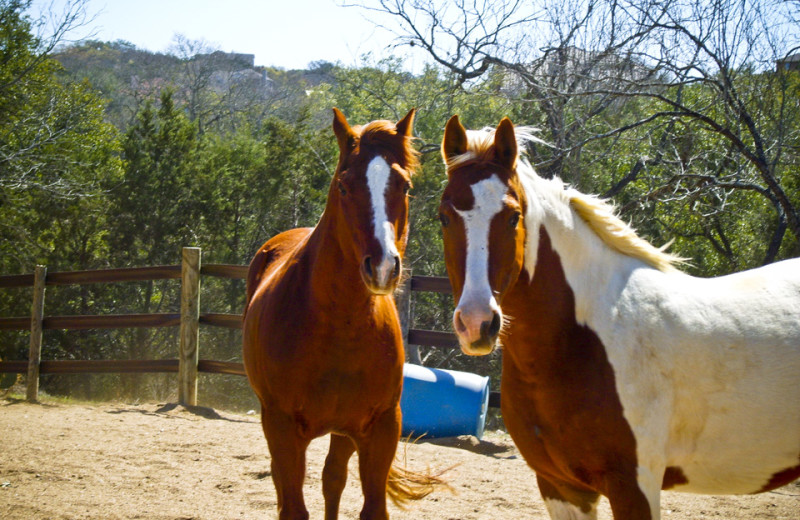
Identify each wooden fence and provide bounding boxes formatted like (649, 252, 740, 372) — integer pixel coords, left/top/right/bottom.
(0, 247, 500, 408)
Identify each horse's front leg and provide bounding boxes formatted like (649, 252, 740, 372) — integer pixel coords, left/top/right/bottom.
(354, 406, 402, 520)
(604, 465, 662, 520)
(536, 473, 600, 520)
(322, 433, 357, 520)
(261, 403, 311, 520)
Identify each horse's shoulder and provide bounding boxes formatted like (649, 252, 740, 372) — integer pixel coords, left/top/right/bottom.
(246, 227, 313, 303)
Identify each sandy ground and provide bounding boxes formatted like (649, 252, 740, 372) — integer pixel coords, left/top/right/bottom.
(0, 397, 798, 519)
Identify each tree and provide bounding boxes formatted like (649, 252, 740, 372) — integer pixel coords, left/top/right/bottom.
(623, 0, 800, 264)
(0, 0, 122, 273)
(0, 0, 102, 194)
(55, 39, 181, 129)
(0, 1, 126, 399)
(359, 0, 800, 269)
(109, 89, 200, 267)
(99, 90, 199, 395)
(168, 35, 278, 136)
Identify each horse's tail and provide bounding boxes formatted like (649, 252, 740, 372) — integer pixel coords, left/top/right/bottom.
(386, 453, 453, 508)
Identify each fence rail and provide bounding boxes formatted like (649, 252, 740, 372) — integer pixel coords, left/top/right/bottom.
(0, 248, 500, 408)
(0, 264, 249, 289)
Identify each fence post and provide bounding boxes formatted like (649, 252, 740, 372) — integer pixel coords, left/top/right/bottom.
(179, 247, 201, 406)
(27, 265, 47, 402)
(397, 269, 421, 365)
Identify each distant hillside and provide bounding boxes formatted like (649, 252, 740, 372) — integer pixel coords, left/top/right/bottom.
(54, 40, 337, 130)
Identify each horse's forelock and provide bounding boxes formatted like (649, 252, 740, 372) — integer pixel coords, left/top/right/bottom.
(359, 120, 420, 174)
(445, 126, 543, 173)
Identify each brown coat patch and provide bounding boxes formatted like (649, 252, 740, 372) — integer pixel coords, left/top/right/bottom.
(500, 227, 654, 518)
(758, 458, 800, 493)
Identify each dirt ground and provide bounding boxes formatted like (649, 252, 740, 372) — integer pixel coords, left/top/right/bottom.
(1, 397, 798, 520)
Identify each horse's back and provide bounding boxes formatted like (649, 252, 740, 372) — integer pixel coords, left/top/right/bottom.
(245, 227, 312, 307)
(706, 256, 800, 302)
(620, 257, 800, 344)
(668, 257, 800, 342)
(611, 257, 800, 495)
(242, 227, 313, 401)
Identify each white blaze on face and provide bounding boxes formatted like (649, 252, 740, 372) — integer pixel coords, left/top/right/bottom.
(366, 156, 400, 283)
(454, 175, 506, 339)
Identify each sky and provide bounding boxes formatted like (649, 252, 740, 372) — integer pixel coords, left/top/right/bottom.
(31, 0, 428, 70)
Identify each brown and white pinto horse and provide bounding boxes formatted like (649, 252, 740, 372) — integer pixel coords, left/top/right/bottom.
(438, 115, 800, 520)
(243, 108, 434, 520)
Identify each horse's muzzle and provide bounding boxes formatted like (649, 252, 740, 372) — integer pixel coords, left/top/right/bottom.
(460, 338, 497, 356)
(453, 307, 501, 356)
(361, 254, 401, 295)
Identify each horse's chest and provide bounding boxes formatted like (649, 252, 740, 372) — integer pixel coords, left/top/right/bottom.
(264, 319, 403, 422)
(500, 332, 641, 492)
(248, 271, 404, 429)
(288, 360, 403, 435)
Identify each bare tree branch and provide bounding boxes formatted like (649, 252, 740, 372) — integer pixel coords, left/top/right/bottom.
(361, 0, 800, 263)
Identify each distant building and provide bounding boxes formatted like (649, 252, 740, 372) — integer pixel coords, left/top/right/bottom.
(500, 46, 659, 99)
(196, 51, 256, 69)
(776, 53, 800, 72)
(194, 52, 272, 93)
(209, 68, 272, 93)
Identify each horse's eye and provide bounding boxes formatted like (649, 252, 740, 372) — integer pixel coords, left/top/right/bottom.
(439, 212, 450, 227)
(403, 181, 411, 195)
(338, 182, 346, 196)
(509, 212, 521, 228)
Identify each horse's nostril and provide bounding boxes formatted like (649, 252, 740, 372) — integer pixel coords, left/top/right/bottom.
(363, 256, 373, 277)
(481, 312, 501, 339)
(454, 310, 467, 335)
(393, 255, 401, 279)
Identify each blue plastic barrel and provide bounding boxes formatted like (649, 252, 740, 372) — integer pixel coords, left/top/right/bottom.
(400, 364, 490, 440)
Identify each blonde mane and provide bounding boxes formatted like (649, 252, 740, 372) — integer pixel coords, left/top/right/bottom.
(443, 126, 547, 171)
(567, 189, 684, 272)
(447, 125, 683, 273)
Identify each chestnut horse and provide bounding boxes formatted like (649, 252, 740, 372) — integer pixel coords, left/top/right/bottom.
(243, 108, 434, 520)
(437, 115, 800, 520)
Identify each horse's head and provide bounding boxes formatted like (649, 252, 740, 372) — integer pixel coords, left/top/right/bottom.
(331, 107, 418, 295)
(439, 115, 528, 355)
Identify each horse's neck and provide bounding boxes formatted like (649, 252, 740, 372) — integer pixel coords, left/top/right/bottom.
(503, 226, 591, 370)
(303, 210, 376, 308)
(527, 189, 637, 325)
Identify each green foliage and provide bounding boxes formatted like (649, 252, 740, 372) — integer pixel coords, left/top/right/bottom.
(2, 9, 799, 408)
(579, 71, 800, 275)
(0, 1, 123, 272)
(110, 90, 199, 265)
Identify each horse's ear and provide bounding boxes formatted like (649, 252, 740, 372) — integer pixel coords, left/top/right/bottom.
(442, 115, 468, 166)
(494, 117, 517, 171)
(332, 107, 357, 153)
(396, 108, 416, 137)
